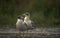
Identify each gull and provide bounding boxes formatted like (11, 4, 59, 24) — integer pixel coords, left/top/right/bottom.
(16, 16, 27, 31)
(23, 12, 36, 31)
(16, 16, 27, 37)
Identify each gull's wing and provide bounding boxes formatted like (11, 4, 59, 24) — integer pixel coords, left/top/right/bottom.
(31, 21, 36, 28)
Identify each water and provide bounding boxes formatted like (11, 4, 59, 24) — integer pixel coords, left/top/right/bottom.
(0, 28, 60, 38)
(0, 28, 60, 34)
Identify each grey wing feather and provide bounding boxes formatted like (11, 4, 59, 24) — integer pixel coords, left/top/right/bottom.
(31, 21, 36, 28)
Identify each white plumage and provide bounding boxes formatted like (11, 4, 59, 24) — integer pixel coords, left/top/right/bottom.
(23, 12, 36, 29)
(16, 16, 27, 31)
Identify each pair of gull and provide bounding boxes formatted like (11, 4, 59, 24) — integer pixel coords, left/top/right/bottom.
(16, 12, 36, 31)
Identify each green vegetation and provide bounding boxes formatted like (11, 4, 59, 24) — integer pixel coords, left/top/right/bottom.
(0, 0, 60, 28)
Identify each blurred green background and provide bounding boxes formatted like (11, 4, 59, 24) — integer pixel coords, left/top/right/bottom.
(0, 0, 60, 28)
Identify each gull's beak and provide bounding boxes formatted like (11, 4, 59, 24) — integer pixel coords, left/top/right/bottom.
(21, 16, 23, 19)
(21, 14, 25, 20)
(21, 16, 24, 20)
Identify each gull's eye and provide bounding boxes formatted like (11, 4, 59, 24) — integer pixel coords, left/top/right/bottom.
(26, 14, 29, 16)
(18, 16, 21, 19)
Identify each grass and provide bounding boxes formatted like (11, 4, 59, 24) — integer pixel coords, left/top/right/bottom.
(0, 9, 60, 28)
(0, 0, 60, 28)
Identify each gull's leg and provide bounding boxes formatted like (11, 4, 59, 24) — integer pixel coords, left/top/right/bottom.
(26, 29, 28, 37)
(19, 31, 21, 38)
(23, 31, 25, 38)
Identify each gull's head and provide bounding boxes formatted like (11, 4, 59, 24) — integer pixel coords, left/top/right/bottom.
(22, 12, 30, 17)
(17, 16, 23, 19)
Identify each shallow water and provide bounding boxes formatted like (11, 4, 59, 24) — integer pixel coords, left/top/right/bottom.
(0, 28, 60, 38)
(0, 28, 60, 34)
